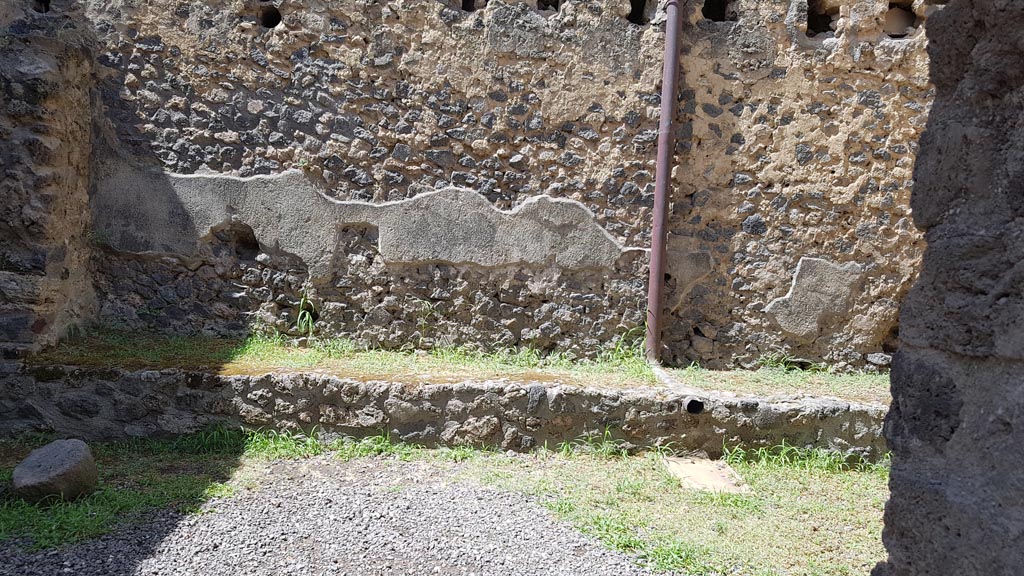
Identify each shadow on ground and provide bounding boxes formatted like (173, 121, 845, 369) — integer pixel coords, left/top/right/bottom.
(0, 430, 246, 576)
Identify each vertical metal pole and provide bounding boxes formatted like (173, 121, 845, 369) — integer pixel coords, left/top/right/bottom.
(645, 0, 683, 362)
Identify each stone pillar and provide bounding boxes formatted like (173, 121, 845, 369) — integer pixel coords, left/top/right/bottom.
(876, 0, 1024, 573)
(0, 6, 97, 356)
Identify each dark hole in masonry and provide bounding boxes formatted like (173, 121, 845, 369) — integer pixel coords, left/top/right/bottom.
(259, 5, 282, 28)
(882, 324, 900, 354)
(233, 230, 261, 261)
(537, 0, 559, 11)
(884, 3, 920, 39)
(685, 397, 705, 415)
(32, 0, 50, 13)
(461, 0, 476, 12)
(702, 0, 736, 22)
(214, 223, 261, 261)
(628, 0, 647, 25)
(806, 0, 837, 37)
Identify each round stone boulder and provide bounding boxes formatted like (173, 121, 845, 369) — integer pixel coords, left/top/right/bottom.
(12, 439, 99, 502)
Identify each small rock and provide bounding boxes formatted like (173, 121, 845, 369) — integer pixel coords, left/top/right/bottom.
(691, 335, 715, 356)
(867, 352, 892, 366)
(12, 439, 99, 502)
(741, 214, 768, 235)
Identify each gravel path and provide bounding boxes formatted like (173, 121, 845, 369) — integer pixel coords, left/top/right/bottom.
(0, 457, 663, 576)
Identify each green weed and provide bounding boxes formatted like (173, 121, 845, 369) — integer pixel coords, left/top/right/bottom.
(332, 432, 418, 461)
(724, 441, 888, 475)
(758, 352, 828, 373)
(294, 292, 317, 339)
(564, 427, 630, 459)
(243, 428, 326, 459)
(436, 445, 485, 462)
(99, 426, 247, 457)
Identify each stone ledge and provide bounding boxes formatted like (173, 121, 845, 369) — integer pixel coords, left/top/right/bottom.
(0, 364, 887, 461)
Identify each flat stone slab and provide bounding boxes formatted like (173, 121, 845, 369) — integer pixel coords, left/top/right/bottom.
(12, 439, 98, 502)
(662, 456, 752, 494)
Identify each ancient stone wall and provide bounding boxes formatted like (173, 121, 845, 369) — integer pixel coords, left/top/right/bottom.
(0, 364, 888, 459)
(877, 0, 1024, 573)
(663, 0, 934, 369)
(1, 0, 937, 368)
(0, 2, 97, 357)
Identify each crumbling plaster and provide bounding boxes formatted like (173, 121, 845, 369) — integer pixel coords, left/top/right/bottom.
(92, 167, 636, 277)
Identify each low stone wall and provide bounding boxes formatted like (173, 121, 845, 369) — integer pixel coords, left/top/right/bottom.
(1, 363, 887, 460)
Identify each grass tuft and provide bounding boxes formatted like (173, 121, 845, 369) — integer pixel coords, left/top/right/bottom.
(331, 432, 419, 461)
(436, 444, 487, 462)
(672, 361, 890, 404)
(243, 428, 326, 460)
(724, 441, 889, 475)
(98, 426, 335, 461)
(558, 427, 631, 459)
(461, 443, 890, 575)
(99, 426, 247, 457)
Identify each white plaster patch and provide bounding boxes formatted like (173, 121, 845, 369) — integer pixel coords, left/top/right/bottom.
(764, 257, 863, 343)
(91, 167, 632, 279)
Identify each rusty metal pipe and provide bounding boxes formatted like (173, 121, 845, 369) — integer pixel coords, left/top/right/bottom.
(645, 0, 683, 362)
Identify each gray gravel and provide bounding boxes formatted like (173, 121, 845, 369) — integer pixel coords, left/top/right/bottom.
(0, 457, 663, 576)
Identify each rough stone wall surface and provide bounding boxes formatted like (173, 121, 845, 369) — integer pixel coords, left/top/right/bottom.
(88, 168, 647, 353)
(663, 0, 934, 369)
(0, 3, 97, 356)
(876, 1, 1024, 574)
(4, 0, 934, 367)
(0, 364, 887, 460)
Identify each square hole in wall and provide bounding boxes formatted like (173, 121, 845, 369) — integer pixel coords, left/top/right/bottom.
(806, 0, 839, 38)
(884, 1, 921, 38)
(628, 0, 649, 25)
(702, 0, 738, 22)
(462, 0, 487, 12)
